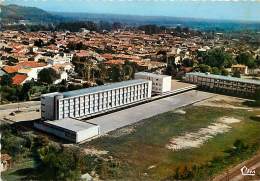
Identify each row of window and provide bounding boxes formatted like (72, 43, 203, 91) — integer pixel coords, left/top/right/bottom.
(58, 95, 149, 119)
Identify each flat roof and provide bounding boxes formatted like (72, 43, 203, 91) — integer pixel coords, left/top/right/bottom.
(63, 79, 150, 98)
(135, 72, 171, 78)
(45, 118, 98, 133)
(186, 72, 260, 85)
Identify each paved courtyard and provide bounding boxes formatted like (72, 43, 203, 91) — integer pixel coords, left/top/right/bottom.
(0, 101, 40, 123)
(86, 90, 216, 134)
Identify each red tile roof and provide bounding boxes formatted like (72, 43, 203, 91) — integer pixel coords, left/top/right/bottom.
(3, 66, 19, 74)
(3, 61, 46, 74)
(105, 59, 125, 65)
(18, 61, 46, 68)
(12, 74, 28, 85)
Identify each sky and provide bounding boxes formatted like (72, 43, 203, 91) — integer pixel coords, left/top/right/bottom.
(4, 0, 260, 22)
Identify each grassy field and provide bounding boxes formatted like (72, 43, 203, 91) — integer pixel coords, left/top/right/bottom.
(87, 105, 260, 180)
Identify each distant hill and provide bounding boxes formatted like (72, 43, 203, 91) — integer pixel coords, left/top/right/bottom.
(1, 4, 260, 31)
(53, 12, 260, 31)
(0, 4, 63, 24)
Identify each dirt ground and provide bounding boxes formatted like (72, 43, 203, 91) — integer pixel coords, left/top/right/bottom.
(194, 95, 258, 110)
(166, 117, 242, 151)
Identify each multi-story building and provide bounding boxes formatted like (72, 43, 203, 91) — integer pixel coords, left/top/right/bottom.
(185, 72, 260, 96)
(41, 79, 152, 120)
(134, 72, 172, 93)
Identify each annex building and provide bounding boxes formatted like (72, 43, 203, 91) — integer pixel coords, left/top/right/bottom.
(185, 72, 260, 96)
(134, 72, 172, 93)
(34, 118, 100, 143)
(41, 79, 152, 121)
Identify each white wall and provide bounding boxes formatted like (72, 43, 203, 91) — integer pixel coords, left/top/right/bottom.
(76, 125, 100, 143)
(135, 72, 171, 93)
(34, 122, 76, 142)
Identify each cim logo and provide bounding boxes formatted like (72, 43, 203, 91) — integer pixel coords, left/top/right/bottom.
(240, 166, 256, 176)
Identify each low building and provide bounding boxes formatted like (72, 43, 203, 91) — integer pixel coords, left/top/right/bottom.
(34, 118, 100, 143)
(231, 64, 248, 75)
(134, 72, 171, 93)
(185, 72, 260, 96)
(41, 79, 152, 120)
(12, 74, 30, 85)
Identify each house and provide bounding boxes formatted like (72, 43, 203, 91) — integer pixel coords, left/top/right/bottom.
(12, 74, 29, 85)
(53, 71, 68, 84)
(3, 61, 49, 81)
(231, 64, 248, 75)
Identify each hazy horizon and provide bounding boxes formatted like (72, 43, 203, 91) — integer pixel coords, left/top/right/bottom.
(4, 0, 260, 22)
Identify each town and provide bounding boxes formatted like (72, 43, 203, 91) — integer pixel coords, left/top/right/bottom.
(1, 2, 260, 181)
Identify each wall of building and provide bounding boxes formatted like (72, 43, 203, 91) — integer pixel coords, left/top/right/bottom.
(41, 80, 152, 120)
(76, 125, 100, 143)
(34, 122, 76, 142)
(135, 72, 171, 93)
(185, 73, 260, 96)
(41, 92, 63, 120)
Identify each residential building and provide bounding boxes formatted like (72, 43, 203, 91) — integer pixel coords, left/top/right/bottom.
(41, 79, 152, 120)
(12, 74, 30, 85)
(231, 64, 248, 75)
(134, 72, 171, 93)
(185, 72, 260, 96)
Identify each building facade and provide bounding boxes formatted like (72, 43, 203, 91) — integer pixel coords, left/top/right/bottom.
(41, 79, 152, 120)
(34, 118, 100, 143)
(134, 72, 171, 93)
(185, 72, 260, 96)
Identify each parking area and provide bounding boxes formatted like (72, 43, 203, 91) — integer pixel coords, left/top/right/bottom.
(0, 101, 41, 123)
(86, 90, 216, 134)
(171, 79, 195, 91)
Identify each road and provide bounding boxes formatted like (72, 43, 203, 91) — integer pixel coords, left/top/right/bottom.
(86, 90, 216, 134)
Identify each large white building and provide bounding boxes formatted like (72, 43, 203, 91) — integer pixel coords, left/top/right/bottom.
(41, 79, 152, 120)
(185, 72, 260, 96)
(134, 72, 172, 93)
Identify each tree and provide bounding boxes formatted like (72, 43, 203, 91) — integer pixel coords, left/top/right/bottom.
(220, 68, 229, 76)
(112, 22, 123, 30)
(236, 52, 256, 68)
(197, 64, 212, 73)
(109, 66, 122, 82)
(34, 39, 44, 48)
(254, 88, 260, 106)
(1, 74, 12, 86)
(202, 48, 235, 68)
(19, 82, 32, 100)
(38, 145, 82, 181)
(182, 58, 195, 67)
(256, 55, 260, 67)
(38, 68, 60, 84)
(122, 61, 136, 80)
(211, 67, 220, 75)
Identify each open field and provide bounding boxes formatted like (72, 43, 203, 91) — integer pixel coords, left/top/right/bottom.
(85, 96, 260, 180)
(86, 90, 215, 134)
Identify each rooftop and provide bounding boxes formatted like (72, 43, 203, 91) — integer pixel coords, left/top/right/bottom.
(12, 74, 28, 85)
(62, 79, 150, 98)
(45, 118, 98, 133)
(186, 72, 260, 85)
(135, 72, 171, 78)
